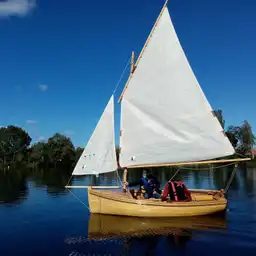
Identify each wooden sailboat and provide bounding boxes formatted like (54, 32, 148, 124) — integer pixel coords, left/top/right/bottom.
(66, 0, 250, 217)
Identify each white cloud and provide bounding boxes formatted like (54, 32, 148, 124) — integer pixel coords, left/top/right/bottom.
(26, 119, 37, 124)
(0, 0, 36, 18)
(38, 84, 48, 92)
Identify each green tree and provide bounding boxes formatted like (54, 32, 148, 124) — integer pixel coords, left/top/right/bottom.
(225, 125, 240, 148)
(225, 122, 255, 155)
(214, 109, 225, 129)
(0, 126, 31, 170)
(75, 147, 84, 163)
(47, 133, 76, 170)
(28, 141, 49, 169)
(213, 110, 255, 156)
(236, 120, 256, 154)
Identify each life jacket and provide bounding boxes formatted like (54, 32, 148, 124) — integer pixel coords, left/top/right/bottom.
(161, 180, 191, 201)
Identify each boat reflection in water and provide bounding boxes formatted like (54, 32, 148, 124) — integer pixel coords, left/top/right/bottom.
(85, 213, 227, 254)
(88, 213, 227, 240)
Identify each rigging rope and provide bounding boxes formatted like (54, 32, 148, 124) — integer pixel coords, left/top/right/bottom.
(67, 188, 90, 211)
(65, 175, 73, 187)
(116, 169, 123, 186)
(170, 167, 181, 180)
(112, 56, 131, 95)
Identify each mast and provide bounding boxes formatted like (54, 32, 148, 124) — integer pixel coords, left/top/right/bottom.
(122, 51, 136, 192)
(130, 51, 135, 73)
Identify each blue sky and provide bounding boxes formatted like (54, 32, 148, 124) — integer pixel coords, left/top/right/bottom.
(0, 0, 255, 147)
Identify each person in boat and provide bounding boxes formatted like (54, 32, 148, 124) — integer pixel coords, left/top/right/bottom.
(161, 179, 192, 202)
(126, 169, 161, 199)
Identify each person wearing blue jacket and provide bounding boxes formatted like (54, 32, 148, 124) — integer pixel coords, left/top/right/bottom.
(127, 169, 161, 199)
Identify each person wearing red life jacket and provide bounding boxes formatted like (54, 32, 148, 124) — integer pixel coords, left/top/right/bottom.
(161, 179, 192, 202)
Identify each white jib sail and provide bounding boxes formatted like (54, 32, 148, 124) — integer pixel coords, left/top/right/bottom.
(119, 7, 235, 168)
(72, 95, 117, 175)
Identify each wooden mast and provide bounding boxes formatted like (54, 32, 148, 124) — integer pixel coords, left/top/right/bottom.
(118, 0, 169, 103)
(130, 51, 135, 73)
(122, 51, 136, 192)
(122, 168, 128, 192)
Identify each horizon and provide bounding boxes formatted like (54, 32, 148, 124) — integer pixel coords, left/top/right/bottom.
(0, 0, 255, 148)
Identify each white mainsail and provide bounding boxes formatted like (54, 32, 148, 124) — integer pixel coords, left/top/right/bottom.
(72, 95, 117, 175)
(119, 6, 235, 168)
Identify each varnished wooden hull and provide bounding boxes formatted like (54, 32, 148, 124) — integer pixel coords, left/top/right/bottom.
(88, 213, 227, 240)
(87, 187, 227, 217)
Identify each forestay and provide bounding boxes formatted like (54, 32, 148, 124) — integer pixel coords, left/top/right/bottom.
(72, 95, 117, 175)
(119, 7, 235, 168)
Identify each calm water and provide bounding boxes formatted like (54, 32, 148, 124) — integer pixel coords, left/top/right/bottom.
(1, 166, 256, 255)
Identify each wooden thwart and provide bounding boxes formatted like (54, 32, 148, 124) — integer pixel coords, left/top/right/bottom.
(126, 157, 251, 169)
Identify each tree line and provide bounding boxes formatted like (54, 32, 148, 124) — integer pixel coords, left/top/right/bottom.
(0, 109, 255, 172)
(0, 128, 83, 173)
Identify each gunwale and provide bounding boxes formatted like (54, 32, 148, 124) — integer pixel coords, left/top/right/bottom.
(88, 188, 227, 208)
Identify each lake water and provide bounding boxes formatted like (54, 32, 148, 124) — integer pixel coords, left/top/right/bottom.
(1, 166, 256, 255)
